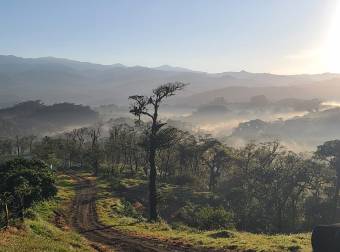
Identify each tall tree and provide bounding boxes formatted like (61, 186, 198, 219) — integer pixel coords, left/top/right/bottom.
(129, 82, 186, 221)
(315, 140, 340, 222)
(88, 125, 102, 175)
(201, 139, 233, 192)
(0, 192, 13, 228)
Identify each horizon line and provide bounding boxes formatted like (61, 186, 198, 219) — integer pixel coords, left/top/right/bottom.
(1, 54, 339, 76)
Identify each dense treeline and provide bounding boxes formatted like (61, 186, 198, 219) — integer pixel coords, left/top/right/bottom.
(0, 124, 338, 233)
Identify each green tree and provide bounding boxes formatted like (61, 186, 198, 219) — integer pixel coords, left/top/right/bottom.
(14, 177, 32, 221)
(315, 140, 340, 222)
(0, 192, 13, 227)
(0, 158, 57, 224)
(201, 138, 233, 191)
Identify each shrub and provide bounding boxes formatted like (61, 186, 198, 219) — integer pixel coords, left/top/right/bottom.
(120, 199, 142, 219)
(179, 203, 234, 230)
(195, 206, 234, 230)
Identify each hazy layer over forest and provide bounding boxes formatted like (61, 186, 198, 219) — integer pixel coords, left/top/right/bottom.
(1, 55, 340, 151)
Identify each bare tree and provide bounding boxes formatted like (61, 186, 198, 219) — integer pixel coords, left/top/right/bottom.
(129, 82, 187, 221)
(74, 127, 88, 169)
(15, 135, 21, 157)
(29, 135, 36, 154)
(88, 125, 102, 175)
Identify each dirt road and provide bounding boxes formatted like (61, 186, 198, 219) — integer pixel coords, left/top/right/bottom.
(69, 175, 205, 252)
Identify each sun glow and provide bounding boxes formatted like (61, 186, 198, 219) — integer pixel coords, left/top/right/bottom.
(325, 1, 340, 73)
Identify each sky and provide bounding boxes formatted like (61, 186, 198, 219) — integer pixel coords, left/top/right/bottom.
(0, 0, 339, 74)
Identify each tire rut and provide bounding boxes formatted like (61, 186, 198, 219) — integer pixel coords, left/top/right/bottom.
(69, 174, 197, 252)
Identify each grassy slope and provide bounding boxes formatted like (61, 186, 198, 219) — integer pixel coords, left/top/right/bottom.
(0, 174, 94, 252)
(95, 175, 312, 252)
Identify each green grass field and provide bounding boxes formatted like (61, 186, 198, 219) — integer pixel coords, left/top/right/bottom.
(0, 174, 94, 252)
(96, 175, 312, 252)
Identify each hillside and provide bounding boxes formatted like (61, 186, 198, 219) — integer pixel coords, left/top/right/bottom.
(179, 79, 340, 106)
(228, 107, 340, 150)
(0, 101, 98, 137)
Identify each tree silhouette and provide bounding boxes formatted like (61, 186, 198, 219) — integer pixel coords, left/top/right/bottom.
(129, 82, 187, 221)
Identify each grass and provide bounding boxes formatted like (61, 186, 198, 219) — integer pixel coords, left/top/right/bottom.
(0, 173, 95, 252)
(95, 175, 312, 252)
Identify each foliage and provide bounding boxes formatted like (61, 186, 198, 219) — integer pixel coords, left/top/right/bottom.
(179, 203, 234, 230)
(120, 199, 142, 219)
(1, 103, 339, 235)
(0, 173, 94, 252)
(0, 158, 57, 225)
(95, 175, 312, 252)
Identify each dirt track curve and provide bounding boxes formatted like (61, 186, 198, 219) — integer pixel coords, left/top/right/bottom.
(69, 174, 213, 252)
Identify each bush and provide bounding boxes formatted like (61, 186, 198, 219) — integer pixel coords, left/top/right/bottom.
(120, 199, 142, 219)
(0, 158, 57, 225)
(195, 207, 234, 230)
(179, 203, 234, 230)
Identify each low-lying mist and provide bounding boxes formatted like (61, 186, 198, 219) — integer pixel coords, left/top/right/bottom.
(1, 97, 340, 153)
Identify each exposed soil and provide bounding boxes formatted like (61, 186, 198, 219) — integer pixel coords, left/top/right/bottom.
(69, 174, 218, 252)
(53, 210, 69, 231)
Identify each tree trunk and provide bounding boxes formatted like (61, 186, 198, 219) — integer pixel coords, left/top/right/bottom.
(20, 198, 24, 221)
(4, 204, 9, 228)
(148, 146, 158, 221)
(134, 154, 139, 173)
(277, 204, 283, 232)
(209, 166, 216, 192)
(333, 176, 340, 222)
(94, 157, 99, 176)
(164, 150, 171, 178)
(69, 153, 72, 168)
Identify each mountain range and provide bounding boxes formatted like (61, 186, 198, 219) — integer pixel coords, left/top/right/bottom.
(1, 55, 340, 107)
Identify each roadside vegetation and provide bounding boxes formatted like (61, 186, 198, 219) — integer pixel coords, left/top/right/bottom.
(95, 174, 311, 252)
(0, 170, 94, 252)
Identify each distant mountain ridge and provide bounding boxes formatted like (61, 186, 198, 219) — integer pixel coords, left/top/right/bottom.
(153, 65, 196, 72)
(0, 55, 191, 72)
(1, 55, 340, 106)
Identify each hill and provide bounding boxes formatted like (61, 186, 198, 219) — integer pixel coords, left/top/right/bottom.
(179, 78, 340, 106)
(228, 107, 340, 150)
(0, 101, 98, 137)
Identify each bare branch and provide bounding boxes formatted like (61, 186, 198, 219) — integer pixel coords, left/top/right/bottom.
(153, 82, 188, 103)
(128, 95, 153, 119)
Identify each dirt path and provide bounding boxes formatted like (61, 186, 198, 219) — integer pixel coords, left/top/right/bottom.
(69, 174, 205, 252)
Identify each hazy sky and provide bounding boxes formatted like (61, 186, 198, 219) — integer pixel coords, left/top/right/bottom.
(1, 0, 339, 73)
